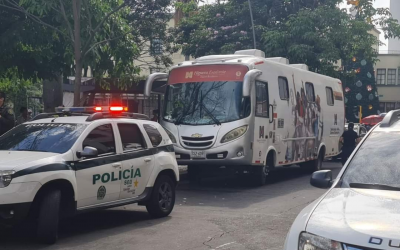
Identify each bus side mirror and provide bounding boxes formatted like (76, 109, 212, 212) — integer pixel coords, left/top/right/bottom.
(243, 69, 262, 97)
(144, 73, 168, 97)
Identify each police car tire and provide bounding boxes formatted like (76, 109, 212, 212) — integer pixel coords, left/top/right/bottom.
(146, 175, 175, 218)
(37, 189, 61, 244)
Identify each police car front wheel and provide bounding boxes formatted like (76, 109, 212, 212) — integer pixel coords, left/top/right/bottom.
(37, 189, 61, 244)
(146, 175, 175, 218)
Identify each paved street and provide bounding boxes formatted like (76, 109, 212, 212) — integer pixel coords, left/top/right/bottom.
(1, 161, 342, 250)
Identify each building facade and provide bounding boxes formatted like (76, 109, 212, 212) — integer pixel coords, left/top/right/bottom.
(374, 0, 400, 113)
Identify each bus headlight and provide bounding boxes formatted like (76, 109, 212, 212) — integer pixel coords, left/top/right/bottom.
(221, 126, 248, 144)
(0, 170, 15, 188)
(163, 127, 177, 144)
(299, 232, 343, 250)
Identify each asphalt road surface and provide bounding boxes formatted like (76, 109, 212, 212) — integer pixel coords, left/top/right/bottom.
(1, 161, 342, 250)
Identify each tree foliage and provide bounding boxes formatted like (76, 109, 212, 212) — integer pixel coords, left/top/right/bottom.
(0, 0, 177, 105)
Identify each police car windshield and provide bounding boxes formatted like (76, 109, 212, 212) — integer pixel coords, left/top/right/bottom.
(342, 132, 400, 189)
(0, 123, 86, 154)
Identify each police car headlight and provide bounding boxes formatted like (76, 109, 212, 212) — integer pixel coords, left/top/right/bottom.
(221, 126, 248, 144)
(0, 170, 15, 188)
(163, 127, 177, 144)
(299, 232, 343, 250)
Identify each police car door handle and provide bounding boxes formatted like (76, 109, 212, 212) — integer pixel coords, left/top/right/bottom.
(112, 163, 121, 168)
(144, 158, 152, 162)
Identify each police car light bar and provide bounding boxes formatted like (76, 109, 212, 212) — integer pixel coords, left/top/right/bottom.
(55, 106, 128, 113)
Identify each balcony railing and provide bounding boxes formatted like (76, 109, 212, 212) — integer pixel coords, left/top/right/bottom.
(379, 50, 400, 55)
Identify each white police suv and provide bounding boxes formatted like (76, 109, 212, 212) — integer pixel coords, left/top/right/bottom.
(0, 106, 179, 244)
(284, 109, 400, 250)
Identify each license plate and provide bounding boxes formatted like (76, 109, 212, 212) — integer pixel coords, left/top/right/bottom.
(191, 151, 205, 159)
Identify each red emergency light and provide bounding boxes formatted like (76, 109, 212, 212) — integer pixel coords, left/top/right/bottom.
(109, 106, 128, 112)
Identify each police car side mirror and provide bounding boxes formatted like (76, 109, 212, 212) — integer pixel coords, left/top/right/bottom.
(310, 170, 333, 189)
(78, 146, 98, 158)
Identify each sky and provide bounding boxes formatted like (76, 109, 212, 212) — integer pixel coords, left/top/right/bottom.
(202, 0, 391, 50)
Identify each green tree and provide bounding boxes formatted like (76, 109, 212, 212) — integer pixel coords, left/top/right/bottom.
(0, 0, 176, 106)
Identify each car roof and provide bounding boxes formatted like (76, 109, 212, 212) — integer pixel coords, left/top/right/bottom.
(26, 116, 157, 125)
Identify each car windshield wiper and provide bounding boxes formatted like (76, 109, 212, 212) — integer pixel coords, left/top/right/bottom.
(349, 183, 400, 191)
(200, 103, 221, 126)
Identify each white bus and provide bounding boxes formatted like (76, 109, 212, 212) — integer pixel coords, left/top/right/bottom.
(145, 49, 345, 185)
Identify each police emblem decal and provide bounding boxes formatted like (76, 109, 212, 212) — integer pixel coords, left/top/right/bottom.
(97, 186, 106, 200)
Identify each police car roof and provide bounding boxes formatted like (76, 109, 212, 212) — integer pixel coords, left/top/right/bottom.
(28, 115, 155, 125)
(28, 116, 92, 124)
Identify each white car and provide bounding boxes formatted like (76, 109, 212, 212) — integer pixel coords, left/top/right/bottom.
(0, 106, 179, 244)
(284, 109, 400, 250)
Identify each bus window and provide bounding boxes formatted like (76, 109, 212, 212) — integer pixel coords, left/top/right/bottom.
(278, 77, 289, 100)
(305, 82, 315, 102)
(255, 81, 269, 118)
(326, 87, 334, 106)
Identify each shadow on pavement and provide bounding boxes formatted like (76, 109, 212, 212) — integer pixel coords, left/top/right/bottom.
(0, 209, 171, 249)
(175, 161, 343, 209)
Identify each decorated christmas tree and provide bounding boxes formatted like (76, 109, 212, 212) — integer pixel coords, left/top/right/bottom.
(342, 54, 380, 123)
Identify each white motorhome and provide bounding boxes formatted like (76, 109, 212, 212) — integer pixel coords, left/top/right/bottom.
(145, 49, 345, 185)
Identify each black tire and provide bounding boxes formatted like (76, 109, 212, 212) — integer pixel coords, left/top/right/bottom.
(300, 150, 324, 173)
(37, 189, 61, 244)
(146, 175, 176, 218)
(252, 156, 273, 186)
(187, 165, 201, 182)
(253, 165, 268, 186)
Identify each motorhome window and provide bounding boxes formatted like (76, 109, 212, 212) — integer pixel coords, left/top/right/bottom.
(163, 81, 250, 125)
(278, 77, 289, 100)
(326, 87, 334, 106)
(305, 82, 315, 102)
(255, 81, 269, 118)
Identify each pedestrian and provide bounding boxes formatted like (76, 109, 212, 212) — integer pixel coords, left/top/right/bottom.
(0, 92, 15, 135)
(151, 109, 159, 122)
(16, 107, 32, 125)
(340, 122, 359, 166)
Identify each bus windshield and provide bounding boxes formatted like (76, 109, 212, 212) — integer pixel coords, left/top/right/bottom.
(163, 81, 250, 125)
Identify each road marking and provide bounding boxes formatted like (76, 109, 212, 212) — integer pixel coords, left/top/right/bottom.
(215, 242, 236, 249)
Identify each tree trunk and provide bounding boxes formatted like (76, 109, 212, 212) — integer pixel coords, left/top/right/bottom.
(73, 0, 82, 106)
(54, 74, 63, 107)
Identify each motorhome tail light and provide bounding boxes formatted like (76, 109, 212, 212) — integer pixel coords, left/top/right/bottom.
(109, 106, 128, 112)
(94, 107, 102, 111)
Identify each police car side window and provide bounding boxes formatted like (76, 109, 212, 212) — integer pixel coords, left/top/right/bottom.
(143, 124, 162, 147)
(117, 123, 147, 151)
(83, 124, 116, 155)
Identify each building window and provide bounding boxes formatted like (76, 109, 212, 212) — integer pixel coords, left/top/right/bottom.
(376, 69, 386, 85)
(386, 102, 396, 112)
(278, 77, 289, 100)
(398, 69, 400, 85)
(151, 39, 163, 55)
(150, 67, 162, 74)
(387, 69, 397, 85)
(379, 102, 385, 112)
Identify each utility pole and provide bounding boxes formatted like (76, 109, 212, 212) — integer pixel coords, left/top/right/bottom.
(248, 0, 256, 49)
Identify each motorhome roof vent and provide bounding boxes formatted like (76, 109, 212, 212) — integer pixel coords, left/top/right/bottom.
(234, 49, 265, 58)
(265, 57, 289, 64)
(290, 64, 309, 71)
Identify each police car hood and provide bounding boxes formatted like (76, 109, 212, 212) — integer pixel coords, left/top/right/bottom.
(306, 187, 400, 248)
(0, 151, 59, 170)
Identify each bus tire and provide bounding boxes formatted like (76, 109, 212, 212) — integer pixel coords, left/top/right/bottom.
(300, 149, 324, 173)
(253, 154, 273, 186)
(37, 189, 61, 244)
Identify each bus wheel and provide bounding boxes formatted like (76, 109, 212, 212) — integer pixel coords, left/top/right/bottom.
(253, 156, 273, 186)
(300, 150, 324, 173)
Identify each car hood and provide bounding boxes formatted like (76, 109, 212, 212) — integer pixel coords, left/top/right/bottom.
(307, 187, 400, 248)
(0, 151, 59, 170)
